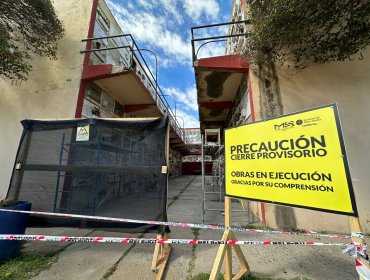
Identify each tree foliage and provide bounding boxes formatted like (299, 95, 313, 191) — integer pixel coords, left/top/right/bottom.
(244, 0, 370, 69)
(0, 0, 64, 80)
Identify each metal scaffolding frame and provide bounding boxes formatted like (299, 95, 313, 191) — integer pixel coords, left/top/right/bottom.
(201, 136, 224, 222)
(201, 130, 252, 223)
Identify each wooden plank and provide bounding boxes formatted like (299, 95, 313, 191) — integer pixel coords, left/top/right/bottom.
(151, 234, 162, 271)
(232, 244, 249, 272)
(209, 230, 230, 280)
(225, 244, 232, 280)
(153, 121, 171, 279)
(154, 233, 172, 280)
(155, 245, 172, 280)
(211, 197, 233, 280)
(349, 216, 369, 280)
(350, 216, 364, 243)
(224, 196, 233, 279)
(210, 196, 250, 280)
(230, 231, 249, 278)
(232, 267, 249, 280)
(225, 196, 231, 227)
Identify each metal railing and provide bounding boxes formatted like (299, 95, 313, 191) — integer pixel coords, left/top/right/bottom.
(191, 20, 250, 64)
(81, 34, 186, 144)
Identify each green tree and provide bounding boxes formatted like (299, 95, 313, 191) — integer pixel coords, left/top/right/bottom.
(0, 0, 64, 80)
(245, 0, 370, 69)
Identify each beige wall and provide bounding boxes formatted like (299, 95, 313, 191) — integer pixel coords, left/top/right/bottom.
(0, 0, 93, 198)
(250, 48, 370, 233)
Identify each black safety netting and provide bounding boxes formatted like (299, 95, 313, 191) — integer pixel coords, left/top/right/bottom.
(7, 118, 169, 233)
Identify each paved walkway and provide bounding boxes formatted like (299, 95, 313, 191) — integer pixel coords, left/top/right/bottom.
(23, 175, 358, 280)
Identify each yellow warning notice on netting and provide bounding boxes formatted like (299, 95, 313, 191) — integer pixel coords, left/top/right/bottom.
(76, 125, 90, 141)
(225, 104, 357, 216)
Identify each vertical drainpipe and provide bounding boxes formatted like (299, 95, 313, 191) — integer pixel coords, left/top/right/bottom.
(75, 0, 99, 118)
(248, 70, 267, 225)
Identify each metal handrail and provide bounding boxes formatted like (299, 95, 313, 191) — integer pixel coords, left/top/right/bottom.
(81, 34, 185, 143)
(191, 20, 250, 64)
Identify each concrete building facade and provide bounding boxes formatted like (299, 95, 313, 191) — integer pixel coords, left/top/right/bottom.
(0, 0, 185, 198)
(193, 0, 370, 233)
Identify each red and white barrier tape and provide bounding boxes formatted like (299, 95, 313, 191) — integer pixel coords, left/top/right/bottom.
(352, 232, 365, 239)
(356, 259, 370, 280)
(0, 209, 352, 239)
(0, 234, 349, 246)
(343, 243, 369, 259)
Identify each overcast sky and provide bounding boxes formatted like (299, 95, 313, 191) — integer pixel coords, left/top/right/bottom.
(107, 0, 233, 128)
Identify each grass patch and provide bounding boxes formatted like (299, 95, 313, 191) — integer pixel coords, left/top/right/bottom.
(242, 224, 311, 235)
(192, 228, 201, 239)
(282, 227, 307, 234)
(186, 228, 201, 279)
(0, 233, 82, 280)
(189, 273, 310, 280)
(242, 224, 272, 231)
(0, 253, 56, 280)
(190, 272, 223, 280)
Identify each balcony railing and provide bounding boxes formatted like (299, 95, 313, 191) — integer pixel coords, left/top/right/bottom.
(81, 34, 187, 144)
(191, 20, 250, 65)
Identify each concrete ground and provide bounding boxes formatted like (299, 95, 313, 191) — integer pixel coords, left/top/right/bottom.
(23, 175, 359, 280)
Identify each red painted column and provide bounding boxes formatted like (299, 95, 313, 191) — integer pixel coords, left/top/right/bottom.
(75, 0, 99, 118)
(248, 70, 255, 122)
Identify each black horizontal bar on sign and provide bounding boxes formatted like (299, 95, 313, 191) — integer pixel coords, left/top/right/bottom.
(21, 164, 162, 173)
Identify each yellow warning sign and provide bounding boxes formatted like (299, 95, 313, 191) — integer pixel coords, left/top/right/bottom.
(225, 104, 357, 216)
(76, 125, 89, 142)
